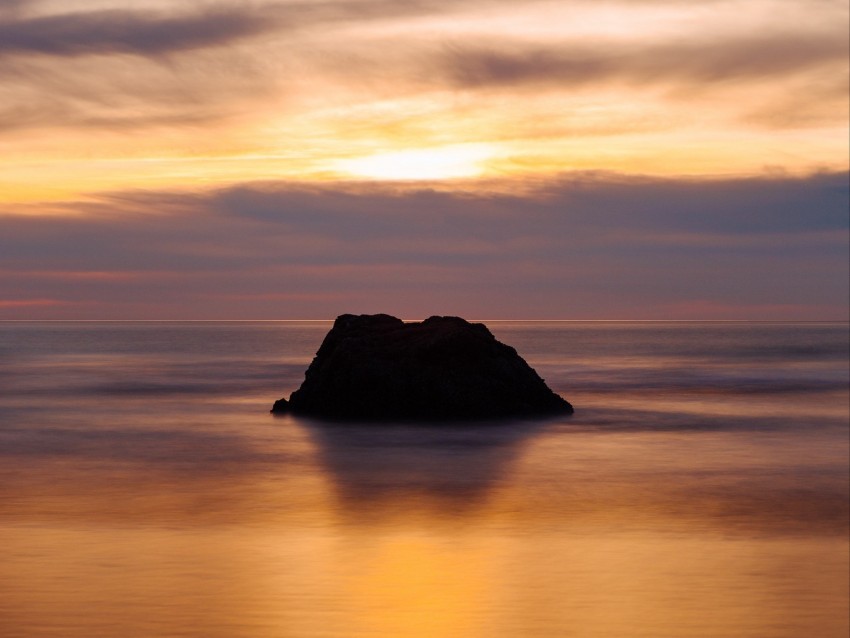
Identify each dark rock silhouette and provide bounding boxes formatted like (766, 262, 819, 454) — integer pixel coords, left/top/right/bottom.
(271, 313, 573, 421)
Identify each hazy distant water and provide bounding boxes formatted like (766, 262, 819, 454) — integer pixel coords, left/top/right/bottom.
(1, 321, 847, 638)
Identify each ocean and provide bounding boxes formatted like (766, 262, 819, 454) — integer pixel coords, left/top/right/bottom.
(1, 320, 847, 638)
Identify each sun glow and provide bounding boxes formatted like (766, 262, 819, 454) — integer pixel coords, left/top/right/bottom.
(332, 145, 497, 181)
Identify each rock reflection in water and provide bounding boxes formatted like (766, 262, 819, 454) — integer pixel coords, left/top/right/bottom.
(297, 417, 548, 520)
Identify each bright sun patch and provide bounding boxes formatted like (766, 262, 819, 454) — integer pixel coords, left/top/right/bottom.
(332, 145, 496, 181)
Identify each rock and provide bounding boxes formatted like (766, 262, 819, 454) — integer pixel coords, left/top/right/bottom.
(271, 313, 573, 421)
(271, 397, 290, 413)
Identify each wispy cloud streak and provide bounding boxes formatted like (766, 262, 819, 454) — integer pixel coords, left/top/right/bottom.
(442, 32, 849, 88)
(0, 8, 275, 57)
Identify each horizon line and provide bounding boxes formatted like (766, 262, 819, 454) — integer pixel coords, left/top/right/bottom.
(0, 318, 847, 324)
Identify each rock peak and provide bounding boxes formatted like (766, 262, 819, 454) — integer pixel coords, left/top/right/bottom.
(272, 314, 573, 421)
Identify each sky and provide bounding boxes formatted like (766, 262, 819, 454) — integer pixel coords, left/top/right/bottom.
(0, 0, 847, 320)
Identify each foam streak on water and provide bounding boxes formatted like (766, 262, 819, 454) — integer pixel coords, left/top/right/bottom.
(0, 321, 847, 638)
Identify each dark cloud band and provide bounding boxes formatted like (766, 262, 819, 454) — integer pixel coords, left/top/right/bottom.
(443, 32, 849, 89)
(0, 172, 846, 319)
(0, 8, 275, 57)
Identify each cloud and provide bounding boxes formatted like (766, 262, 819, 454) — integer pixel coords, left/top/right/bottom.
(0, 1, 516, 132)
(0, 0, 845, 139)
(0, 0, 559, 59)
(0, 172, 846, 319)
(0, 0, 29, 15)
(0, 99, 226, 133)
(741, 73, 850, 129)
(0, 7, 278, 58)
(441, 32, 849, 90)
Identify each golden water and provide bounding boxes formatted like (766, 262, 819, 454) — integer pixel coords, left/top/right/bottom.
(1, 321, 847, 637)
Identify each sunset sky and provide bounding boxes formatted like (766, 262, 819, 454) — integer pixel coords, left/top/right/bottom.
(1, 0, 847, 319)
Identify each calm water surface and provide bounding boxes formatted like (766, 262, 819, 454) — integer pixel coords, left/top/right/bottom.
(1, 321, 848, 638)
